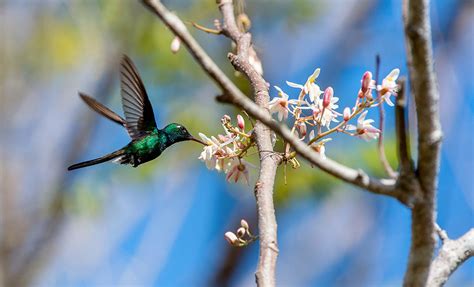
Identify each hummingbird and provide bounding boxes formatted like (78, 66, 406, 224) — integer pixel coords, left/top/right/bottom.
(68, 55, 206, 171)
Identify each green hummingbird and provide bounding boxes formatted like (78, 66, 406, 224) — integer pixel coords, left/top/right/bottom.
(68, 55, 205, 171)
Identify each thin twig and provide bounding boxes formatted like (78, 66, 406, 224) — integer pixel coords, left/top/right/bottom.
(189, 21, 222, 35)
(377, 96, 397, 178)
(395, 78, 413, 174)
(375, 56, 397, 178)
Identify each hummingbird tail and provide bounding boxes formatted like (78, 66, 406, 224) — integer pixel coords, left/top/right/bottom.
(68, 149, 126, 171)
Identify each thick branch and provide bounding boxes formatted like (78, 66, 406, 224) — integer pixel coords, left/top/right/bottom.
(402, 0, 442, 286)
(428, 228, 474, 286)
(217, 1, 279, 285)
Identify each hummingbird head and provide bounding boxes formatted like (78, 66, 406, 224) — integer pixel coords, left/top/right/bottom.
(163, 123, 206, 145)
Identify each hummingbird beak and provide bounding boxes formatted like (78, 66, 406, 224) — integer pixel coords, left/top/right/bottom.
(190, 136, 207, 146)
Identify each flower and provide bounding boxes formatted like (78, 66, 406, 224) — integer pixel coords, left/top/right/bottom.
(286, 68, 322, 102)
(346, 111, 381, 141)
(269, 86, 298, 121)
(226, 158, 250, 184)
(377, 68, 400, 106)
(198, 133, 232, 171)
(310, 138, 331, 159)
(317, 87, 340, 128)
(359, 71, 376, 100)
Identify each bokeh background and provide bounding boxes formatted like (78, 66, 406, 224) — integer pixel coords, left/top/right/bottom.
(1, 0, 472, 286)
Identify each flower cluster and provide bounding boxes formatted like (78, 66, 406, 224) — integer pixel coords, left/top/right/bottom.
(224, 219, 257, 247)
(198, 115, 254, 184)
(198, 67, 400, 181)
(268, 67, 400, 158)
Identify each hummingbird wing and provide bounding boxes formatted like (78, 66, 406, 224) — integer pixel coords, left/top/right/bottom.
(78, 92, 126, 126)
(120, 55, 157, 139)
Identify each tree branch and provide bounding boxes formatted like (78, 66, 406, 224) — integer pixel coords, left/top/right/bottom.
(142, 0, 280, 285)
(217, 1, 280, 285)
(428, 228, 474, 286)
(402, 0, 443, 286)
(141, 0, 404, 205)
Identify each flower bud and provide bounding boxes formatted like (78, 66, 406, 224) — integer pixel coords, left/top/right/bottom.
(237, 227, 246, 238)
(343, 107, 350, 121)
(237, 114, 245, 130)
(240, 219, 249, 230)
(322, 87, 333, 108)
(224, 231, 238, 245)
(361, 71, 372, 94)
(170, 36, 181, 54)
(297, 122, 307, 138)
(221, 114, 231, 124)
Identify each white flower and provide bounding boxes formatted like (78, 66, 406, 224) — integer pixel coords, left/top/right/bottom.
(198, 133, 232, 171)
(308, 82, 323, 103)
(346, 111, 380, 141)
(377, 68, 400, 106)
(315, 88, 341, 128)
(311, 138, 331, 159)
(226, 158, 250, 184)
(286, 68, 322, 102)
(269, 86, 298, 121)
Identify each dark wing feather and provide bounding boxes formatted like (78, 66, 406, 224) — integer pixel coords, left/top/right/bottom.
(120, 55, 157, 139)
(78, 92, 126, 126)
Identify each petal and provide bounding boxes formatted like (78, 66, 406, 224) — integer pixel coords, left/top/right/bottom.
(307, 68, 321, 83)
(273, 86, 283, 93)
(345, 124, 357, 131)
(388, 68, 400, 80)
(384, 95, 395, 106)
(286, 81, 304, 89)
(358, 110, 368, 126)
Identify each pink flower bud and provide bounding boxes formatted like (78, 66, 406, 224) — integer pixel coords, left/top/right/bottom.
(237, 114, 245, 130)
(343, 107, 350, 121)
(361, 71, 372, 93)
(322, 87, 333, 108)
(170, 37, 181, 54)
(224, 232, 238, 245)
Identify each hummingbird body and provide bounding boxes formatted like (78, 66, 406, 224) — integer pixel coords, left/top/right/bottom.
(68, 56, 204, 171)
